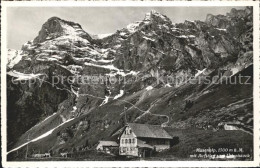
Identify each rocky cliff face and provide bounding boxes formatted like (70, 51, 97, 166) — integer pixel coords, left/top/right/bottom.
(7, 7, 253, 159)
(33, 17, 93, 44)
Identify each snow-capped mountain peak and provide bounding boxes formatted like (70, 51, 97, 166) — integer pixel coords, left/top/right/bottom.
(33, 17, 92, 44)
(125, 10, 171, 34)
(144, 10, 172, 23)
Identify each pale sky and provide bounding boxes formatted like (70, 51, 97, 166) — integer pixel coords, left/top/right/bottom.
(6, 6, 245, 50)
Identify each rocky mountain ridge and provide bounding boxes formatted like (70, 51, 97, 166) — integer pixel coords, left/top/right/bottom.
(7, 7, 253, 160)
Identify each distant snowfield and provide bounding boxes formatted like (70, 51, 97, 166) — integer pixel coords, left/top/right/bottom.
(7, 118, 74, 154)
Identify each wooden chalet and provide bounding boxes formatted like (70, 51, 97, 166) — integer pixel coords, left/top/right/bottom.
(119, 123, 172, 157)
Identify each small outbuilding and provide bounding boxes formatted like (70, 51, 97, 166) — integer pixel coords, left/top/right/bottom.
(96, 140, 119, 153)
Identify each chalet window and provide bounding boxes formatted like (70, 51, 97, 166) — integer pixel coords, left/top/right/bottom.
(161, 140, 165, 144)
(125, 139, 128, 144)
(129, 139, 131, 143)
(121, 139, 124, 144)
(132, 138, 135, 143)
(129, 129, 132, 134)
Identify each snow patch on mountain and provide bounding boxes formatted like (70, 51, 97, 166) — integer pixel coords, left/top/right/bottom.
(127, 21, 142, 33)
(145, 86, 153, 91)
(114, 90, 124, 100)
(71, 106, 77, 113)
(144, 12, 152, 21)
(60, 21, 84, 36)
(84, 62, 119, 71)
(176, 35, 195, 39)
(231, 67, 240, 76)
(7, 118, 75, 154)
(97, 59, 114, 63)
(145, 10, 169, 22)
(143, 36, 156, 41)
(100, 96, 109, 106)
(85, 62, 139, 77)
(106, 70, 139, 77)
(94, 33, 113, 39)
(73, 57, 97, 63)
(7, 71, 44, 81)
(216, 28, 227, 32)
(7, 49, 23, 68)
(165, 84, 172, 87)
(128, 71, 139, 76)
(195, 68, 207, 77)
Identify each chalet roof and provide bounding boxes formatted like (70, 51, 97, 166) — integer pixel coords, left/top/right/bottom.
(137, 139, 153, 149)
(98, 141, 119, 147)
(127, 123, 172, 139)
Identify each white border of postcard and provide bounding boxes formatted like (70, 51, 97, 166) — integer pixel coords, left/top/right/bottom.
(1, 1, 260, 167)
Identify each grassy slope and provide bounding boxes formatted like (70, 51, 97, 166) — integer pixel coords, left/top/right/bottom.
(155, 128, 253, 161)
(8, 65, 253, 161)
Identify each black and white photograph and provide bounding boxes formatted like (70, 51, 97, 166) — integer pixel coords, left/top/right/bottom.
(1, 1, 259, 167)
